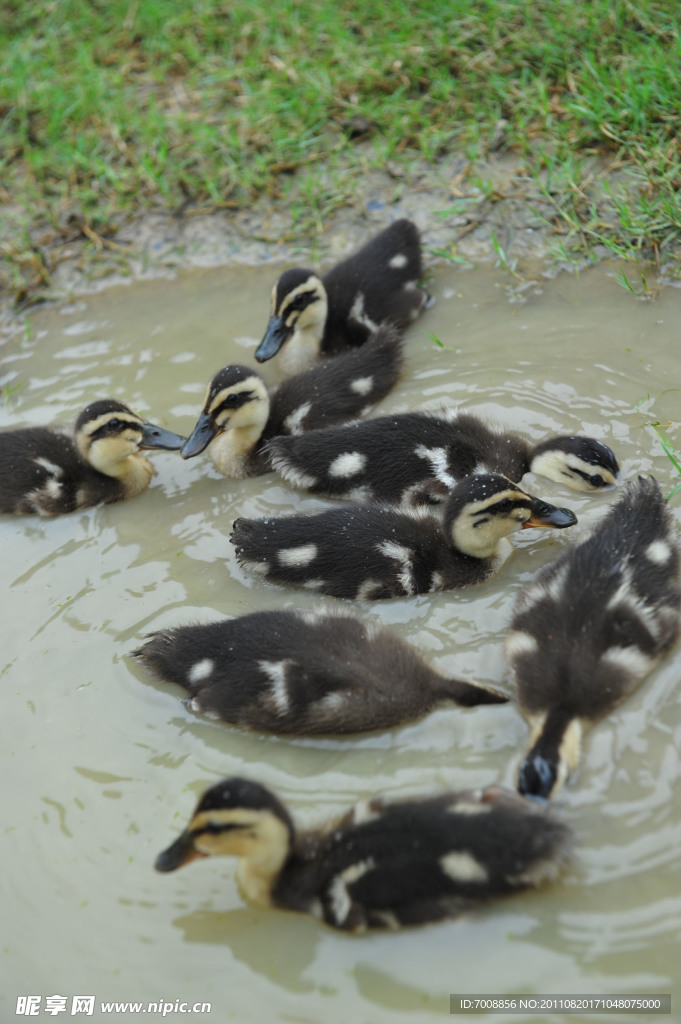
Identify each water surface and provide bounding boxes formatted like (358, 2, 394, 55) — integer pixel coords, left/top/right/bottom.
(1, 263, 680, 1023)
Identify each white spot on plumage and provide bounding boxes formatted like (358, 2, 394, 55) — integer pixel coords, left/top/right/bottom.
(601, 646, 654, 675)
(346, 485, 374, 502)
(278, 543, 318, 567)
(259, 659, 292, 716)
(188, 658, 214, 684)
(377, 540, 414, 595)
(301, 578, 327, 590)
(350, 376, 374, 396)
(268, 451, 317, 489)
(356, 578, 384, 601)
(448, 802, 493, 816)
(34, 457, 64, 477)
(414, 445, 457, 488)
(328, 858, 376, 924)
(45, 478, 62, 499)
(328, 451, 367, 478)
(389, 253, 408, 268)
(283, 402, 312, 435)
(645, 539, 672, 564)
(317, 691, 345, 712)
(505, 631, 539, 659)
(440, 851, 489, 883)
(348, 292, 378, 332)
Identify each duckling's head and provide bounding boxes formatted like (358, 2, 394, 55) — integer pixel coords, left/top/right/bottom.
(255, 268, 328, 365)
(181, 367, 270, 460)
(74, 399, 185, 478)
(446, 474, 577, 559)
(155, 777, 294, 880)
(529, 436, 620, 492)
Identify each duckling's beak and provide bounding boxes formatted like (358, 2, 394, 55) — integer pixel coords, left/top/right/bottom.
(155, 830, 207, 872)
(518, 753, 557, 800)
(523, 498, 577, 530)
(139, 421, 187, 451)
(255, 316, 292, 362)
(181, 413, 219, 459)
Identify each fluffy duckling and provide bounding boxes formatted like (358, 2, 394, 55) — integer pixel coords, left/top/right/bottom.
(181, 324, 402, 477)
(506, 476, 681, 799)
(0, 399, 185, 515)
(231, 473, 577, 600)
(133, 607, 507, 734)
(155, 777, 572, 931)
(266, 409, 620, 507)
(255, 219, 429, 374)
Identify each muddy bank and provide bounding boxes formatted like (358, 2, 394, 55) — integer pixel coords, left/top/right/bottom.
(2, 145, 666, 349)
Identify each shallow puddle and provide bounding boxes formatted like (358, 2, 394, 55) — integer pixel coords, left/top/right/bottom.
(1, 261, 680, 1023)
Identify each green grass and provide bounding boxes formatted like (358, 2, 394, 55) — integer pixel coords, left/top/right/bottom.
(649, 423, 681, 500)
(2, 0, 681, 295)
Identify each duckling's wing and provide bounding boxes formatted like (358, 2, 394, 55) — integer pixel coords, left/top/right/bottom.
(0, 427, 115, 515)
(511, 476, 681, 717)
(297, 791, 572, 931)
(265, 412, 454, 505)
(264, 324, 403, 441)
(231, 503, 451, 600)
(322, 220, 428, 355)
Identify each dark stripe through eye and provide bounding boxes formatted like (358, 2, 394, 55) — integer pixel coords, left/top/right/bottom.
(89, 418, 137, 441)
(194, 822, 249, 837)
(219, 391, 254, 412)
(287, 290, 316, 313)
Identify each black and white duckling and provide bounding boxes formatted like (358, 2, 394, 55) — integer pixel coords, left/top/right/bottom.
(0, 399, 185, 515)
(506, 476, 681, 799)
(133, 607, 507, 734)
(231, 473, 577, 600)
(255, 219, 429, 374)
(155, 776, 572, 932)
(181, 324, 402, 477)
(266, 409, 620, 507)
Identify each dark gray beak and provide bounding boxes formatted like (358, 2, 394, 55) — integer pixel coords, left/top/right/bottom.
(255, 316, 292, 362)
(155, 830, 205, 872)
(139, 421, 187, 451)
(523, 498, 577, 530)
(181, 412, 218, 459)
(518, 753, 557, 800)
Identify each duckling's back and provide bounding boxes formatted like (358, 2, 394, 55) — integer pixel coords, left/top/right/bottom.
(509, 475, 681, 722)
(322, 219, 427, 356)
(0, 427, 122, 515)
(274, 788, 571, 930)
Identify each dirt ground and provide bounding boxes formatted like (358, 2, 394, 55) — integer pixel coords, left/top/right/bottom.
(0, 147, 670, 347)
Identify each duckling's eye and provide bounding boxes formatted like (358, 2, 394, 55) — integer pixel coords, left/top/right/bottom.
(108, 418, 122, 430)
(591, 474, 604, 487)
(223, 393, 245, 408)
(495, 498, 513, 513)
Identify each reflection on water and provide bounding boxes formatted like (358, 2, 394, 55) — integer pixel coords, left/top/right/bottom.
(1, 262, 680, 1023)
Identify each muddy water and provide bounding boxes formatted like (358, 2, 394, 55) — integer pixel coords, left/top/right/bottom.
(1, 262, 680, 1024)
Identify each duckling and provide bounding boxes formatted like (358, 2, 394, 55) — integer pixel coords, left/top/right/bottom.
(181, 323, 402, 477)
(231, 473, 577, 600)
(0, 399, 186, 515)
(266, 408, 620, 507)
(155, 776, 572, 931)
(133, 607, 507, 734)
(255, 219, 429, 374)
(506, 476, 681, 799)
